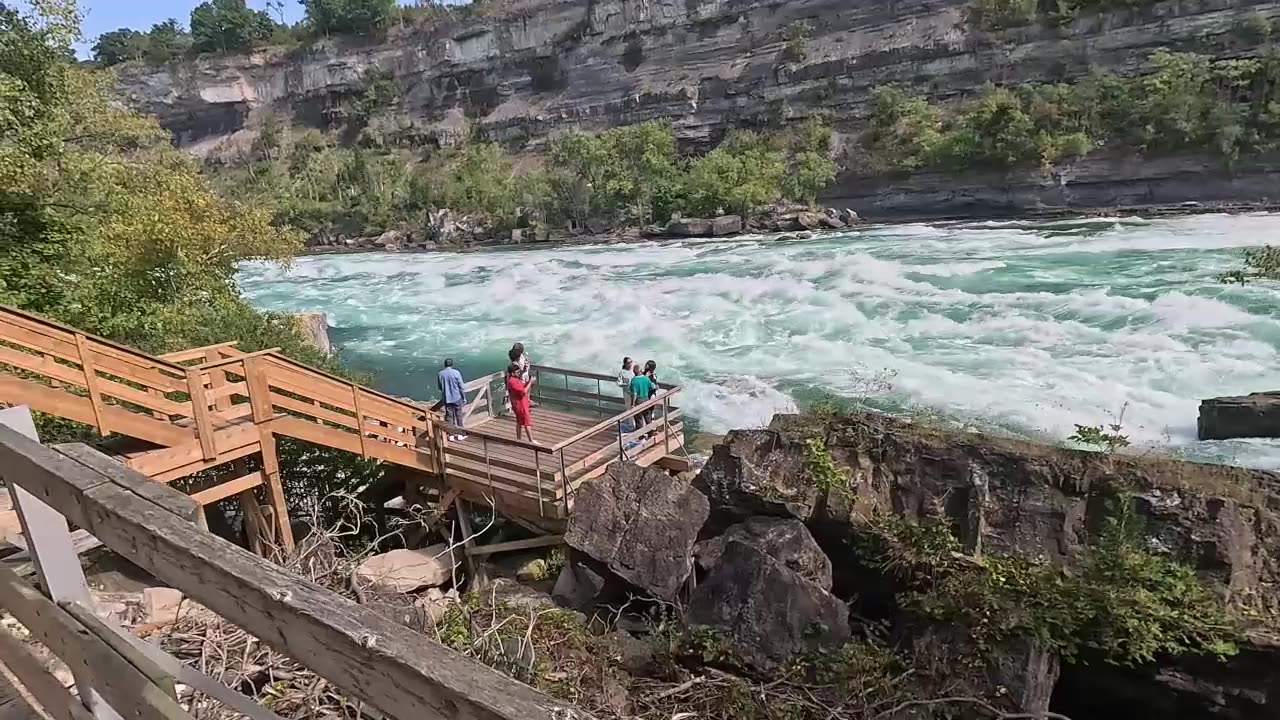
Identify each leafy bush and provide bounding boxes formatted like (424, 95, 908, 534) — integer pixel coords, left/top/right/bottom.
(190, 0, 275, 53)
(866, 50, 1280, 173)
(303, 0, 398, 35)
(781, 20, 813, 63)
(860, 509, 1241, 666)
(684, 131, 786, 216)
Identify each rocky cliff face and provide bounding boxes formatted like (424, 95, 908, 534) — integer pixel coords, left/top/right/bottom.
(694, 411, 1280, 718)
(118, 0, 1280, 170)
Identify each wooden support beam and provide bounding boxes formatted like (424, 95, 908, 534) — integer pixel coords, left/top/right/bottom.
(465, 534, 563, 557)
(453, 500, 488, 587)
(0, 427, 589, 720)
(72, 334, 105, 436)
(183, 369, 216, 462)
(245, 359, 293, 554)
(190, 471, 264, 506)
(204, 349, 231, 412)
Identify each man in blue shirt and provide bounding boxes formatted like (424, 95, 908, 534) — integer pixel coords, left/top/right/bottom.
(437, 358, 467, 441)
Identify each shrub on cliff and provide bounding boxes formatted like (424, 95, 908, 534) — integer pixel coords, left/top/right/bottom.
(866, 50, 1280, 173)
(303, 0, 398, 35)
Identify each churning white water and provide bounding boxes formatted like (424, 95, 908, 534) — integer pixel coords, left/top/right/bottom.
(238, 213, 1280, 469)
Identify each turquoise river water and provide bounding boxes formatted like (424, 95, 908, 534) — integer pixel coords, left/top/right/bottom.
(239, 213, 1280, 469)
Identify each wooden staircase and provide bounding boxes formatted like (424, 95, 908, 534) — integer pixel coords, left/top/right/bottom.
(0, 306, 442, 553)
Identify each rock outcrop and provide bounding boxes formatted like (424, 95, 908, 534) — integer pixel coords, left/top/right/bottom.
(353, 544, 460, 594)
(291, 312, 331, 355)
(687, 539, 850, 672)
(695, 410, 1280, 717)
(695, 516, 832, 590)
(1199, 391, 1280, 440)
(563, 463, 709, 601)
(115, 0, 1280, 219)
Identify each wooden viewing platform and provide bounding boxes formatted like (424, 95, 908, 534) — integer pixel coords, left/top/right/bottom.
(0, 305, 689, 553)
(438, 365, 688, 528)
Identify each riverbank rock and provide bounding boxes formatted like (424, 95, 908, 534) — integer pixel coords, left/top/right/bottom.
(687, 540, 850, 672)
(551, 552, 619, 611)
(291, 312, 331, 355)
(1198, 391, 1280, 440)
(564, 463, 709, 601)
(353, 544, 460, 594)
(695, 516, 832, 591)
(710, 215, 743, 236)
(666, 217, 713, 237)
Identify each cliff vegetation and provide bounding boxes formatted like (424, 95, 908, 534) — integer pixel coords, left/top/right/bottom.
(0, 0, 381, 513)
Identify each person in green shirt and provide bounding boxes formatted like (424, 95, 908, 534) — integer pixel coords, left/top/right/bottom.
(629, 370, 655, 430)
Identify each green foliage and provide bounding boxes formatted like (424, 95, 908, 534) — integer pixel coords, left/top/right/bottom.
(781, 19, 813, 63)
(1222, 244, 1280, 284)
(684, 131, 786, 217)
(803, 437, 848, 495)
(91, 27, 146, 65)
(859, 508, 1241, 666)
(867, 50, 1280, 173)
(1069, 424, 1131, 453)
(546, 120, 680, 225)
(190, 0, 274, 54)
(303, 0, 397, 35)
(93, 19, 191, 66)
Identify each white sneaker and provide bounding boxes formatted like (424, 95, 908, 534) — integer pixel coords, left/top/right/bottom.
(457, 434, 468, 441)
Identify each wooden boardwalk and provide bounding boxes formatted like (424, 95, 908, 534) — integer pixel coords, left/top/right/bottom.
(0, 305, 689, 547)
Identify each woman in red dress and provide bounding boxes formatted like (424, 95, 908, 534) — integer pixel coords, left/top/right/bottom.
(505, 361, 538, 444)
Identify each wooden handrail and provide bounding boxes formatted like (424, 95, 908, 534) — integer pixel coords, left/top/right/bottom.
(463, 371, 505, 392)
(192, 347, 279, 371)
(158, 341, 240, 363)
(550, 387, 681, 452)
(0, 425, 588, 720)
(1, 305, 189, 373)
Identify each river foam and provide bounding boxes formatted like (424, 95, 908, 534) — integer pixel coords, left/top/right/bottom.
(239, 212, 1280, 469)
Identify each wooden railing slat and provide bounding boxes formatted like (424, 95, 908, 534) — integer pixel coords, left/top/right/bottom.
(0, 430, 587, 720)
(184, 369, 217, 462)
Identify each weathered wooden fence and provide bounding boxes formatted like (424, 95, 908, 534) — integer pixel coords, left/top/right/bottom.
(0, 406, 587, 720)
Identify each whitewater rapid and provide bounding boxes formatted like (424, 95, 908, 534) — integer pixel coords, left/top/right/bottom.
(239, 213, 1280, 469)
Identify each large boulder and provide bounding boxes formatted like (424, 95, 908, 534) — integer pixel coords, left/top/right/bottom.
(695, 516, 832, 591)
(710, 215, 743, 236)
(565, 463, 709, 601)
(687, 540, 850, 672)
(692, 429, 819, 530)
(1198, 392, 1280, 440)
(353, 544, 460, 594)
(666, 218, 713, 237)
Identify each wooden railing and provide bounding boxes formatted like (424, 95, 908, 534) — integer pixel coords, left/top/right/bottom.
(437, 365, 685, 519)
(0, 407, 586, 720)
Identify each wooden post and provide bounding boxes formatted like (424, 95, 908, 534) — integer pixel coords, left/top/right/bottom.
(0, 406, 124, 720)
(72, 334, 106, 436)
(453, 500, 487, 588)
(184, 368, 217, 462)
(204, 350, 231, 412)
(351, 385, 369, 459)
(244, 358, 294, 554)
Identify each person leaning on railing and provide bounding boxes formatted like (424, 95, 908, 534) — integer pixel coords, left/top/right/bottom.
(437, 358, 468, 441)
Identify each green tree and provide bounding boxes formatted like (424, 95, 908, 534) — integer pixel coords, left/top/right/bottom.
(302, 0, 397, 35)
(190, 0, 274, 53)
(866, 85, 941, 172)
(91, 28, 146, 65)
(144, 19, 190, 64)
(780, 117, 837, 203)
(684, 131, 785, 216)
